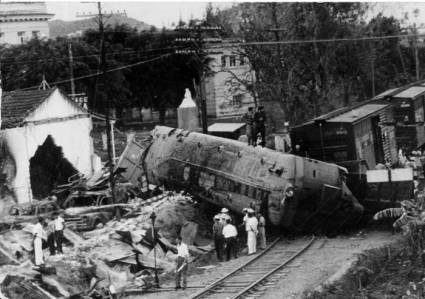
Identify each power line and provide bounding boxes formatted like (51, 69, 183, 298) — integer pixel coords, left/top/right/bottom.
(12, 53, 171, 91)
(207, 32, 425, 48)
(0, 45, 187, 66)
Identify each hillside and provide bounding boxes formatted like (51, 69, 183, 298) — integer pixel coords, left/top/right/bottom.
(49, 15, 154, 38)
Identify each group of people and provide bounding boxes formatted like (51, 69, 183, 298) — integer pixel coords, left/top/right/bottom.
(32, 212, 66, 266)
(242, 106, 267, 147)
(212, 207, 267, 262)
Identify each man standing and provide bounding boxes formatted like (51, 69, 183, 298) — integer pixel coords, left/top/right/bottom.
(212, 215, 224, 261)
(46, 216, 56, 256)
(254, 106, 267, 147)
(54, 212, 65, 254)
(246, 209, 258, 255)
(220, 208, 232, 225)
(257, 211, 266, 250)
(222, 218, 238, 261)
(32, 217, 46, 266)
(175, 236, 189, 290)
(242, 107, 255, 146)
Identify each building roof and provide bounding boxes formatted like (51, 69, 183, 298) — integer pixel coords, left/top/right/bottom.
(326, 104, 388, 123)
(1, 88, 56, 129)
(393, 86, 425, 99)
(0, 2, 52, 16)
(208, 123, 246, 132)
(373, 88, 399, 100)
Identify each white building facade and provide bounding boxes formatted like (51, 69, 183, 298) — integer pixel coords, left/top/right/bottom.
(0, 2, 53, 44)
(204, 39, 256, 119)
(1, 88, 96, 203)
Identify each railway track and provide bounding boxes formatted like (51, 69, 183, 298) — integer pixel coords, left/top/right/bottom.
(189, 236, 316, 299)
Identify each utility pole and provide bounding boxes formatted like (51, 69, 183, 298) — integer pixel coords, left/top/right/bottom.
(77, 2, 126, 204)
(371, 56, 376, 97)
(68, 42, 76, 100)
(414, 23, 420, 80)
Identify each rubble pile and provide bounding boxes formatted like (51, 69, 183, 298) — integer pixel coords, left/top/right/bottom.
(0, 190, 214, 298)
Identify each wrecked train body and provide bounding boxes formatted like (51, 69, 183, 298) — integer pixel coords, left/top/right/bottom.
(141, 126, 364, 232)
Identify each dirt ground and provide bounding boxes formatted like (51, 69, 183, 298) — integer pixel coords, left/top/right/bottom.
(125, 229, 398, 299)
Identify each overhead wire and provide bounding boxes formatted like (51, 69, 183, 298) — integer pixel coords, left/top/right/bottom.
(0, 45, 188, 66)
(206, 32, 425, 48)
(13, 53, 172, 91)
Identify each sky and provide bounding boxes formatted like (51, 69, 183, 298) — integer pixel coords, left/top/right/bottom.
(44, 1, 425, 29)
(46, 1, 231, 28)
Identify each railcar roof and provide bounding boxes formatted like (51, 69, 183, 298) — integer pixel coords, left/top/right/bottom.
(326, 104, 388, 123)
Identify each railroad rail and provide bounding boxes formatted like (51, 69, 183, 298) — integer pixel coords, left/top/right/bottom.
(189, 236, 316, 299)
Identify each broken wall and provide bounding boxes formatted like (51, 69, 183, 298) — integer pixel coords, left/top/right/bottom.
(0, 139, 16, 217)
(1, 115, 95, 203)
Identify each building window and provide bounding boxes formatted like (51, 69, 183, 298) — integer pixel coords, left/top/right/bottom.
(240, 55, 245, 65)
(221, 55, 226, 67)
(18, 31, 25, 44)
(230, 55, 236, 67)
(32, 31, 40, 38)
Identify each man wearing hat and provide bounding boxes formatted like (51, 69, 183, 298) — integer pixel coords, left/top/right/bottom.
(254, 106, 267, 147)
(220, 208, 232, 225)
(212, 215, 224, 261)
(245, 208, 258, 254)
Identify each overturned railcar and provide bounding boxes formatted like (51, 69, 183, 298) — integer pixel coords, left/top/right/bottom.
(142, 126, 364, 232)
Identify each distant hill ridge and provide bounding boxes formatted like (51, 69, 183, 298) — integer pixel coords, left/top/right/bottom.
(49, 15, 154, 38)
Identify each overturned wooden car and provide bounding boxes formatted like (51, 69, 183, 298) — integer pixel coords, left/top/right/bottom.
(121, 126, 364, 233)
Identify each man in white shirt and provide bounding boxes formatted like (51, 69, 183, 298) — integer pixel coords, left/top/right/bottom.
(54, 212, 65, 254)
(175, 236, 189, 290)
(32, 217, 46, 266)
(246, 209, 258, 255)
(222, 219, 238, 261)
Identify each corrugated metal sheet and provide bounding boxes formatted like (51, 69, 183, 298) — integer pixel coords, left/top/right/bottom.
(327, 104, 388, 123)
(393, 86, 425, 99)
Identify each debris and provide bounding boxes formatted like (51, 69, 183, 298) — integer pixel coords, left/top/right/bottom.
(0, 242, 20, 265)
(1, 275, 55, 299)
(146, 244, 166, 260)
(197, 265, 217, 270)
(41, 276, 70, 298)
(63, 228, 85, 246)
(181, 221, 198, 245)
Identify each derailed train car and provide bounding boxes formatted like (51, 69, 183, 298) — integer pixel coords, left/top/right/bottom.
(141, 126, 364, 232)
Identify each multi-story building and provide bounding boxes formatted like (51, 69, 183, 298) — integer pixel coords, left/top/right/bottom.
(204, 39, 256, 119)
(0, 2, 53, 44)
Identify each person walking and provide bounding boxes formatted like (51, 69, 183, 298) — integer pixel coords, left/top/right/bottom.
(242, 107, 255, 146)
(212, 215, 224, 261)
(32, 217, 46, 266)
(54, 212, 65, 254)
(257, 211, 266, 250)
(254, 106, 267, 147)
(222, 219, 238, 261)
(175, 236, 189, 290)
(246, 209, 258, 255)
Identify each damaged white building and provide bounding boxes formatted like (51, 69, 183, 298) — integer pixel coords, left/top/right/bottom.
(0, 87, 96, 204)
